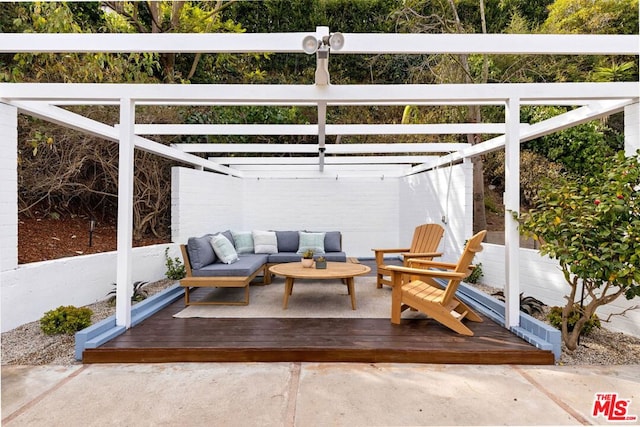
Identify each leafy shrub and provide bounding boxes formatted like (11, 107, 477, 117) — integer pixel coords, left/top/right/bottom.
(107, 281, 149, 304)
(492, 291, 546, 317)
(165, 247, 186, 280)
(40, 305, 93, 335)
(465, 262, 483, 284)
(548, 305, 601, 336)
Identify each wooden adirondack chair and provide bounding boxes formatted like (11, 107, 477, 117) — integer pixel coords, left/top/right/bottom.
(372, 223, 444, 288)
(386, 230, 487, 336)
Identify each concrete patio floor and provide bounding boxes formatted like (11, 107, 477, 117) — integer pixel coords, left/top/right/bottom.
(3, 363, 639, 426)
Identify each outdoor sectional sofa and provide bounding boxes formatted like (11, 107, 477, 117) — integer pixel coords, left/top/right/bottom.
(179, 230, 347, 306)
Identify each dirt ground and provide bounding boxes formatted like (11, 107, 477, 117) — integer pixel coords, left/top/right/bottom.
(18, 215, 168, 264)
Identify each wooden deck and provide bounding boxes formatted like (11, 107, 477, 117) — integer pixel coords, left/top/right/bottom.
(84, 272, 554, 365)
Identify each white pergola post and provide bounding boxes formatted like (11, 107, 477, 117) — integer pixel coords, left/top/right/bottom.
(624, 103, 640, 156)
(504, 97, 521, 328)
(115, 98, 135, 328)
(318, 102, 327, 171)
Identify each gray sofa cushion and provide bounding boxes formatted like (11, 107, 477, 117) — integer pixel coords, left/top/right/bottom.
(323, 231, 342, 252)
(192, 254, 268, 277)
(267, 251, 347, 263)
(276, 231, 299, 252)
(187, 234, 216, 270)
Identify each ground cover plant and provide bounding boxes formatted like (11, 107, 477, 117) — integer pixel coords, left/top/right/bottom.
(518, 151, 640, 350)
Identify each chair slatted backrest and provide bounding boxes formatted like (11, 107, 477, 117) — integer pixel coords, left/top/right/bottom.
(410, 224, 445, 253)
(441, 230, 487, 305)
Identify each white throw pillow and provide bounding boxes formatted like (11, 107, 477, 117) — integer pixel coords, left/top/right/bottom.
(209, 234, 239, 264)
(252, 230, 278, 254)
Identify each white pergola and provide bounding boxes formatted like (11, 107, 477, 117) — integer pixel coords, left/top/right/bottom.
(1, 29, 638, 332)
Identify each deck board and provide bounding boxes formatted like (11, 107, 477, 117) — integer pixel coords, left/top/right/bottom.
(84, 298, 554, 364)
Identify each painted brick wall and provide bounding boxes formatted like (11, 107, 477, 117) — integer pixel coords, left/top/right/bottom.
(400, 162, 473, 263)
(242, 177, 401, 257)
(171, 165, 472, 258)
(0, 103, 18, 272)
(1, 243, 180, 332)
(171, 167, 243, 243)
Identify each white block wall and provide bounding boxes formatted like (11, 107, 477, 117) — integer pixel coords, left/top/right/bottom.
(477, 243, 640, 338)
(242, 176, 400, 257)
(400, 162, 473, 263)
(0, 103, 18, 272)
(1, 243, 180, 332)
(171, 165, 473, 258)
(171, 167, 243, 243)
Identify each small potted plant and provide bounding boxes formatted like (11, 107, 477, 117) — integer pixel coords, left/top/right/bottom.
(315, 256, 327, 269)
(301, 249, 314, 268)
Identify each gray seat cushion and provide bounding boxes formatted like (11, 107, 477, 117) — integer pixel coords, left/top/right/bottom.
(192, 254, 268, 277)
(267, 251, 347, 263)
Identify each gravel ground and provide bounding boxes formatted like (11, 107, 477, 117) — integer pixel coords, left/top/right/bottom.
(2, 280, 639, 366)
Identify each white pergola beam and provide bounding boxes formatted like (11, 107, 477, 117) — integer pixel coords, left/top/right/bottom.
(136, 123, 513, 135)
(414, 99, 636, 173)
(2, 82, 636, 104)
(175, 143, 469, 154)
(1, 33, 637, 55)
(10, 101, 242, 177)
(211, 156, 436, 165)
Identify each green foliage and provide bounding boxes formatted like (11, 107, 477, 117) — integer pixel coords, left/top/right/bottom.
(543, 0, 639, 35)
(465, 263, 483, 284)
(518, 151, 640, 349)
(302, 249, 314, 259)
(522, 106, 622, 176)
(485, 150, 563, 207)
(491, 291, 547, 317)
(40, 305, 93, 335)
(165, 247, 186, 280)
(107, 281, 150, 304)
(548, 305, 601, 336)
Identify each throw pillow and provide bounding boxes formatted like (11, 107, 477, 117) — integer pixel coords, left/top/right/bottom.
(186, 234, 216, 269)
(252, 230, 278, 254)
(297, 231, 326, 255)
(209, 234, 239, 264)
(231, 231, 254, 254)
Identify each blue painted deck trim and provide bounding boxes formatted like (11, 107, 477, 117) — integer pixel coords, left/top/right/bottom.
(74, 283, 184, 360)
(457, 283, 561, 361)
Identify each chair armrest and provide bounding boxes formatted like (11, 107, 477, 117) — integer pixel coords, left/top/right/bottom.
(372, 248, 411, 254)
(400, 251, 442, 259)
(405, 259, 458, 270)
(386, 265, 467, 280)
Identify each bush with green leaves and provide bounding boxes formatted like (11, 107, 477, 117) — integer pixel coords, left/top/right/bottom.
(165, 247, 186, 280)
(465, 262, 483, 284)
(107, 281, 149, 304)
(548, 305, 601, 336)
(40, 305, 93, 335)
(518, 151, 640, 350)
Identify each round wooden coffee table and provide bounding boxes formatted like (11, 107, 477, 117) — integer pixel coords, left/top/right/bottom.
(268, 261, 371, 310)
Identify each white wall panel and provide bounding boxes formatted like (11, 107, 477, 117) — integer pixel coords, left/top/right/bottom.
(0, 103, 18, 272)
(399, 163, 472, 263)
(1, 244, 179, 332)
(242, 177, 400, 257)
(171, 167, 243, 243)
(477, 244, 640, 338)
